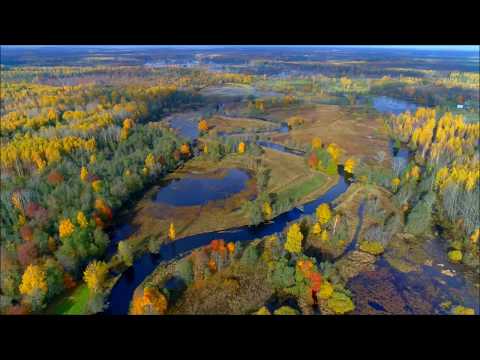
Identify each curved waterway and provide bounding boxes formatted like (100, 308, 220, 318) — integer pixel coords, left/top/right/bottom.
(104, 171, 350, 314)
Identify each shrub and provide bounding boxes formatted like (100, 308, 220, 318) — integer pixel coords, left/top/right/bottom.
(254, 306, 271, 315)
(447, 250, 463, 264)
(273, 306, 299, 315)
(452, 305, 475, 315)
(359, 240, 385, 255)
(318, 281, 334, 300)
(327, 292, 355, 314)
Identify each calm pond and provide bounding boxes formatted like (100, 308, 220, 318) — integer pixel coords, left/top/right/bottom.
(154, 168, 251, 206)
(372, 96, 418, 115)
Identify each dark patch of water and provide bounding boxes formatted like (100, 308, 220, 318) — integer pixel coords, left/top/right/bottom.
(167, 114, 199, 139)
(372, 96, 418, 115)
(154, 168, 250, 206)
(368, 301, 386, 312)
(257, 141, 306, 156)
(105, 223, 135, 259)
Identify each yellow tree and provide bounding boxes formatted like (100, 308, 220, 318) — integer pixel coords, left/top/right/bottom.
(83, 260, 109, 293)
(284, 223, 303, 254)
(391, 177, 401, 192)
(120, 118, 133, 141)
(465, 172, 477, 191)
(169, 223, 176, 241)
(311, 137, 322, 149)
(238, 142, 246, 154)
(77, 211, 88, 228)
(316, 204, 331, 225)
(198, 119, 209, 132)
(19, 264, 48, 298)
(470, 229, 479, 244)
(123, 118, 134, 130)
(263, 202, 273, 219)
(344, 158, 356, 174)
(145, 153, 155, 169)
(59, 218, 75, 238)
(410, 165, 421, 180)
(255, 99, 265, 112)
(92, 180, 103, 193)
(340, 76, 353, 90)
(80, 166, 88, 182)
(327, 143, 342, 163)
(180, 144, 191, 157)
(131, 287, 168, 315)
(312, 222, 322, 235)
(11, 191, 24, 212)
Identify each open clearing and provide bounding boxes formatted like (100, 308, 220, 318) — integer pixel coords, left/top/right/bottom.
(47, 285, 89, 315)
(265, 104, 390, 163)
(207, 115, 278, 134)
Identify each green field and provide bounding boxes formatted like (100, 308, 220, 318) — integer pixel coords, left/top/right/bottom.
(47, 285, 89, 315)
(278, 173, 327, 203)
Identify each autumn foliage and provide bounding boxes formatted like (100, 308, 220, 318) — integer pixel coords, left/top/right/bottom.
(198, 119, 209, 132)
(83, 260, 109, 293)
(238, 142, 246, 154)
(168, 223, 176, 241)
(285, 223, 303, 254)
(59, 218, 75, 238)
(316, 204, 331, 225)
(131, 287, 168, 315)
(19, 264, 48, 297)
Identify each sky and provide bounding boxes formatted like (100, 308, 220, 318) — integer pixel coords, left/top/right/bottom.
(2, 45, 478, 52)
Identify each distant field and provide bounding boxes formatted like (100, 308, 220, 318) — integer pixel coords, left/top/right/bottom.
(266, 104, 390, 163)
(208, 115, 277, 133)
(200, 84, 282, 99)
